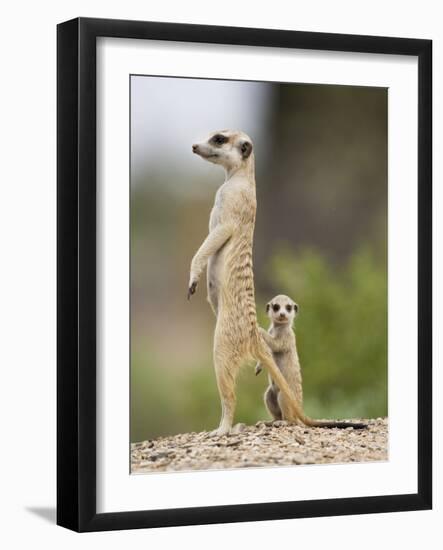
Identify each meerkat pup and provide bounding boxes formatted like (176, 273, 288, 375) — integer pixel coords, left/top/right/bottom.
(255, 295, 303, 420)
(189, 130, 365, 436)
(256, 295, 366, 429)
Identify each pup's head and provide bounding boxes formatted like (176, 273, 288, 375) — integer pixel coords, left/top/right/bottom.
(266, 294, 299, 326)
(192, 130, 253, 174)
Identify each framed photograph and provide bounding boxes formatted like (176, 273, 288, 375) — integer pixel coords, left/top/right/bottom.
(57, 17, 432, 532)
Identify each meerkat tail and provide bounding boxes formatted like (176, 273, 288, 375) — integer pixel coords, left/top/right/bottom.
(256, 340, 367, 430)
(309, 420, 367, 429)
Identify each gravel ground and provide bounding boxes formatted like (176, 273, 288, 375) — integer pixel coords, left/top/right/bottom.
(131, 418, 388, 473)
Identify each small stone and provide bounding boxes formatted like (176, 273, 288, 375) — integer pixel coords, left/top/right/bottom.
(272, 420, 289, 428)
(131, 418, 387, 473)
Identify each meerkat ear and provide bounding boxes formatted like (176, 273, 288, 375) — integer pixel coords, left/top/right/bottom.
(266, 302, 271, 312)
(293, 303, 299, 313)
(240, 141, 253, 159)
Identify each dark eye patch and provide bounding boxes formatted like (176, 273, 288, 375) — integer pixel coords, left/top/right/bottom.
(211, 134, 228, 146)
(272, 304, 280, 312)
(285, 305, 292, 312)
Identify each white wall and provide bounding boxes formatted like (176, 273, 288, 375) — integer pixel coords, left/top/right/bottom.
(0, 0, 440, 547)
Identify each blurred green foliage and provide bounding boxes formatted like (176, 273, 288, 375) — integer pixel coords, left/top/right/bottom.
(131, 245, 387, 442)
(131, 347, 269, 442)
(265, 246, 387, 420)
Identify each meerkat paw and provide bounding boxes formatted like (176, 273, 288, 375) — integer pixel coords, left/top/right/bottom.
(255, 363, 263, 376)
(232, 422, 247, 434)
(209, 426, 232, 437)
(187, 278, 198, 300)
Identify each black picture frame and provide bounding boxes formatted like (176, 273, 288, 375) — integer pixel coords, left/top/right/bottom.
(57, 17, 432, 532)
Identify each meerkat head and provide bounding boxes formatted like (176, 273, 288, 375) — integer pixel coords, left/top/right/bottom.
(192, 129, 254, 175)
(266, 294, 299, 326)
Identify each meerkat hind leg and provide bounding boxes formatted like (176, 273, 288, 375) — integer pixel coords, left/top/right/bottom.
(264, 385, 283, 421)
(209, 354, 240, 437)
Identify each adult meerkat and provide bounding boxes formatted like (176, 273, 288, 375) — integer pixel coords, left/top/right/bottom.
(256, 295, 366, 429)
(189, 130, 365, 435)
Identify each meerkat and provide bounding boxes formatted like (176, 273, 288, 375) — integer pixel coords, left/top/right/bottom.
(256, 295, 366, 429)
(255, 295, 303, 420)
(189, 130, 366, 435)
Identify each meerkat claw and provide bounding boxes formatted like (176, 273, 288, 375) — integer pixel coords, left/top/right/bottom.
(187, 281, 197, 300)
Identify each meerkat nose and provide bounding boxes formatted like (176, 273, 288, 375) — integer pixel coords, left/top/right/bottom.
(192, 144, 199, 153)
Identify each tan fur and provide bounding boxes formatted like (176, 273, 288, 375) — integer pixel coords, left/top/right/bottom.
(189, 130, 366, 434)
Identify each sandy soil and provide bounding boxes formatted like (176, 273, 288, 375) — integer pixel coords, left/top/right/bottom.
(131, 417, 388, 473)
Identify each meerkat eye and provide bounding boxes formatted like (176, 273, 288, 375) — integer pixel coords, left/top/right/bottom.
(286, 305, 292, 312)
(272, 304, 280, 312)
(212, 134, 227, 146)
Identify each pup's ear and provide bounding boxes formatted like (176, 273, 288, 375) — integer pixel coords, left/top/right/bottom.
(266, 302, 271, 313)
(240, 141, 253, 159)
(293, 303, 299, 313)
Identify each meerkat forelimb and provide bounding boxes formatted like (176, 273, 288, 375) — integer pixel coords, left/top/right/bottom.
(256, 295, 367, 430)
(189, 130, 365, 436)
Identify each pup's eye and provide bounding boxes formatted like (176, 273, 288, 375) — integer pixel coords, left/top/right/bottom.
(286, 305, 292, 312)
(212, 134, 227, 145)
(272, 304, 280, 312)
